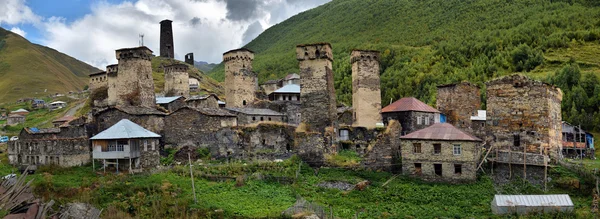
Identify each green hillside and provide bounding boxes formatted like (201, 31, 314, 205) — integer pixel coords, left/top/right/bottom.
(0, 27, 100, 103)
(209, 0, 600, 131)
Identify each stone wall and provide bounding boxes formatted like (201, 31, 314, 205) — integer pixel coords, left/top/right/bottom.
(112, 47, 156, 108)
(161, 98, 186, 113)
(294, 131, 326, 167)
(89, 71, 108, 91)
(185, 53, 194, 65)
(351, 50, 382, 128)
(382, 111, 436, 135)
(106, 64, 118, 106)
(486, 74, 563, 159)
(94, 107, 166, 136)
(140, 138, 160, 168)
(249, 100, 301, 125)
(436, 82, 481, 131)
(224, 49, 256, 107)
(401, 139, 481, 182)
(163, 107, 237, 146)
(239, 124, 296, 160)
(186, 95, 219, 109)
(164, 64, 190, 98)
(160, 20, 174, 58)
(362, 120, 402, 172)
(8, 125, 91, 167)
(296, 43, 337, 132)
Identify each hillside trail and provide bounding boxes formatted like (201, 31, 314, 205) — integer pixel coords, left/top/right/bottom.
(64, 100, 85, 117)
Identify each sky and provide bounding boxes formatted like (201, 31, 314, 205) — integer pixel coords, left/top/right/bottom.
(0, 0, 330, 68)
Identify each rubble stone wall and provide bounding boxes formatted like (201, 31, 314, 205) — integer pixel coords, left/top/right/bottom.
(164, 64, 190, 98)
(163, 108, 237, 146)
(113, 47, 156, 108)
(382, 111, 436, 134)
(224, 49, 256, 107)
(436, 82, 481, 131)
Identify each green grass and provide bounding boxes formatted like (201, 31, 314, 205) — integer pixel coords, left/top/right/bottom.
(0, 98, 79, 136)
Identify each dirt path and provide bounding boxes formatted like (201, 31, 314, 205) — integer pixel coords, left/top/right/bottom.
(64, 101, 85, 117)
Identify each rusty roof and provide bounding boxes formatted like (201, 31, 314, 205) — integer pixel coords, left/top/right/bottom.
(381, 97, 440, 113)
(400, 123, 482, 142)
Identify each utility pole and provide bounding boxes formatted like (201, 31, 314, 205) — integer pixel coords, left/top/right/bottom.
(188, 152, 197, 204)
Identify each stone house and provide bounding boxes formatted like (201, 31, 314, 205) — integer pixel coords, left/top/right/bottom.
(89, 71, 108, 91)
(226, 107, 286, 125)
(32, 99, 45, 109)
(7, 114, 25, 125)
(381, 97, 440, 135)
(400, 123, 483, 183)
(163, 107, 237, 146)
(268, 84, 300, 101)
(283, 73, 300, 86)
(261, 79, 282, 95)
(186, 94, 220, 109)
(156, 96, 185, 112)
(248, 100, 302, 126)
(91, 119, 160, 172)
(7, 124, 91, 168)
(94, 106, 167, 136)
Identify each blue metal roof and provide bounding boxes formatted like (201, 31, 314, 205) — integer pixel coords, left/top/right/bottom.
(91, 119, 160, 140)
(272, 84, 300, 94)
(156, 96, 182, 104)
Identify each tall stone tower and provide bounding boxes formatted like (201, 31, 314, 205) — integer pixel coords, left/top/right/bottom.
(436, 82, 481, 130)
(160, 19, 174, 58)
(164, 64, 190, 98)
(106, 64, 119, 106)
(185, 53, 194, 65)
(110, 46, 156, 108)
(296, 43, 337, 132)
(351, 50, 382, 128)
(223, 48, 257, 107)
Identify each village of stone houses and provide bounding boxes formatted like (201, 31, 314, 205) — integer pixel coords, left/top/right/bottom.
(2, 1, 600, 218)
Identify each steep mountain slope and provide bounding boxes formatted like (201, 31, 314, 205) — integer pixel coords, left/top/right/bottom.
(209, 0, 600, 130)
(0, 27, 99, 103)
(194, 61, 218, 73)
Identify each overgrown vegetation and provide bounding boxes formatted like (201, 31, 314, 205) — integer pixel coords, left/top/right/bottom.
(209, 0, 600, 131)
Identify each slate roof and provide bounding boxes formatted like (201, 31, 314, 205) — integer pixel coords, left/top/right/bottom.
(25, 127, 61, 134)
(400, 123, 482, 142)
(492, 195, 573, 207)
(263, 79, 281, 84)
(272, 84, 300, 94)
(226, 107, 284, 116)
(174, 107, 236, 117)
(186, 94, 220, 101)
(91, 119, 160, 140)
(156, 96, 182, 104)
(94, 106, 167, 116)
(381, 97, 440, 113)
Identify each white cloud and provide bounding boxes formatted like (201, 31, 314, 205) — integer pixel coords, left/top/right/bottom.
(0, 0, 41, 25)
(4, 0, 331, 69)
(9, 27, 26, 37)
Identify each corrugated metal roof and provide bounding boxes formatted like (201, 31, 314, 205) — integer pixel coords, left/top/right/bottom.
(400, 123, 482, 142)
(218, 100, 226, 105)
(470, 110, 486, 121)
(156, 96, 182, 104)
(381, 97, 440, 113)
(12, 109, 29, 113)
(49, 101, 67, 105)
(285, 73, 300, 80)
(492, 195, 573, 207)
(226, 107, 284, 116)
(272, 84, 300, 94)
(91, 119, 160, 140)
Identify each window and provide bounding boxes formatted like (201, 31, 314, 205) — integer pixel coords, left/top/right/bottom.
(268, 117, 272, 121)
(453, 144, 462, 155)
(417, 116, 422, 125)
(151, 141, 155, 150)
(108, 141, 117, 151)
(252, 117, 256, 121)
(339, 129, 350, 141)
(454, 164, 462, 175)
(243, 100, 247, 106)
(260, 117, 264, 121)
(117, 140, 127, 151)
(434, 164, 442, 176)
(425, 117, 430, 125)
(413, 143, 422, 153)
(414, 163, 422, 175)
(433, 143, 441, 154)
(144, 140, 148, 151)
(513, 134, 520, 147)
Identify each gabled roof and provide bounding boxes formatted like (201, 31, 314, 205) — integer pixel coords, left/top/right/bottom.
(172, 107, 236, 117)
(11, 109, 29, 113)
(91, 119, 160, 140)
(272, 84, 300, 94)
(492, 195, 573, 207)
(49, 101, 67, 105)
(400, 123, 482, 142)
(8, 114, 25, 118)
(156, 96, 183, 104)
(226, 107, 284, 116)
(381, 97, 440, 113)
(284, 73, 300, 80)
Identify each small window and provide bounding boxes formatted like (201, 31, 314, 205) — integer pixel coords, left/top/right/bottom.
(417, 116, 422, 125)
(413, 143, 422, 153)
(268, 117, 272, 121)
(434, 164, 442, 176)
(144, 140, 148, 151)
(151, 141, 155, 150)
(513, 134, 520, 147)
(453, 144, 462, 155)
(454, 164, 462, 175)
(433, 143, 441, 154)
(414, 163, 422, 175)
(425, 117, 430, 125)
(252, 117, 256, 121)
(260, 117, 264, 121)
(243, 100, 247, 106)
(262, 139, 266, 145)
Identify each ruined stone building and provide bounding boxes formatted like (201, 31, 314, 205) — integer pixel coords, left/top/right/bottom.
(186, 94, 220, 109)
(8, 124, 90, 167)
(185, 53, 194, 65)
(351, 50, 382, 128)
(7, 114, 25, 125)
(296, 43, 337, 132)
(381, 97, 440, 135)
(223, 48, 257, 107)
(486, 74, 562, 164)
(107, 47, 156, 108)
(88, 71, 108, 91)
(52, 116, 76, 128)
(226, 108, 286, 125)
(160, 19, 174, 58)
(248, 100, 301, 126)
(470, 110, 487, 140)
(283, 73, 300, 85)
(156, 96, 186, 112)
(163, 107, 237, 146)
(261, 79, 282, 95)
(163, 64, 190, 98)
(91, 119, 161, 172)
(436, 82, 481, 131)
(400, 123, 482, 182)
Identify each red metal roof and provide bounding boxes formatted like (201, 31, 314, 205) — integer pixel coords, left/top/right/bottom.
(381, 97, 440, 113)
(400, 123, 482, 142)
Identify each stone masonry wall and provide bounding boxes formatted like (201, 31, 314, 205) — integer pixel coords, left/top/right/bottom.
(163, 108, 237, 146)
(140, 138, 160, 168)
(351, 50, 382, 128)
(113, 47, 156, 108)
(382, 111, 436, 135)
(362, 120, 402, 172)
(224, 49, 256, 107)
(486, 74, 563, 159)
(296, 43, 337, 132)
(436, 82, 480, 131)
(89, 72, 108, 91)
(106, 64, 118, 106)
(249, 100, 301, 125)
(401, 140, 481, 182)
(95, 108, 165, 136)
(164, 64, 190, 98)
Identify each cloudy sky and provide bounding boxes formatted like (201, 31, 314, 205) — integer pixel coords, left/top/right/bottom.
(0, 0, 330, 68)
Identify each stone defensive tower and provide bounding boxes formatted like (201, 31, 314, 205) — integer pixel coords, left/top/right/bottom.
(164, 64, 190, 98)
(223, 48, 257, 107)
(160, 19, 174, 58)
(106, 64, 119, 106)
(436, 82, 481, 130)
(185, 53, 194, 65)
(110, 46, 156, 108)
(296, 43, 337, 132)
(351, 50, 382, 128)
